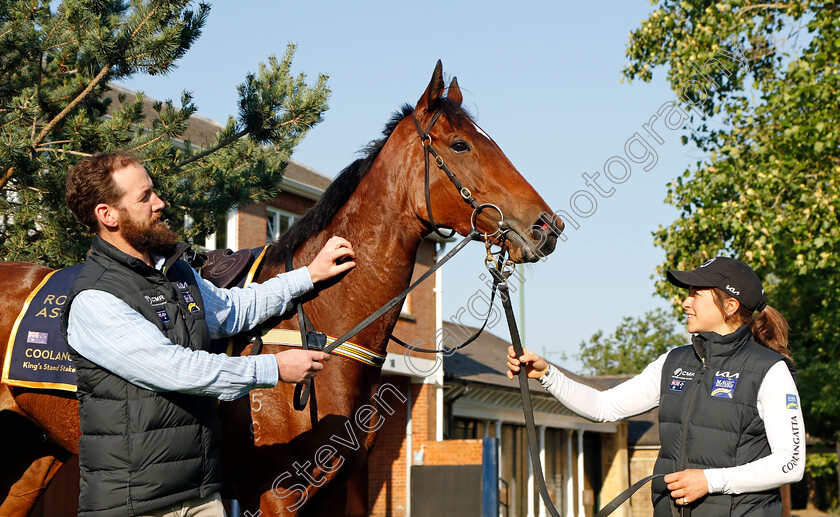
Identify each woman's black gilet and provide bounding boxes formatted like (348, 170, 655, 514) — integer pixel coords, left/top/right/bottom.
(652, 326, 795, 517)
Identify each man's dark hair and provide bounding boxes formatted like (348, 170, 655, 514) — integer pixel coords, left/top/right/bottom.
(65, 152, 140, 229)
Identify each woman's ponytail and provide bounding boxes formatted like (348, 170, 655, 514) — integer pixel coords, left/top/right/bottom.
(712, 288, 792, 360)
(749, 305, 791, 360)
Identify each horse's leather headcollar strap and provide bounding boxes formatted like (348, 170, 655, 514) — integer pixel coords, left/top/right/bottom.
(412, 110, 481, 239)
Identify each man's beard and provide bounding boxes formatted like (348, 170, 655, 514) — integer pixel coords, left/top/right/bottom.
(119, 208, 179, 256)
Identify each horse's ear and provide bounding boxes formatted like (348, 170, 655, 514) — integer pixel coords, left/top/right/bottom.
(416, 60, 445, 113)
(446, 77, 462, 105)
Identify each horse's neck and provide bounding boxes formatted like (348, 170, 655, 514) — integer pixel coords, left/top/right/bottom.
(294, 152, 427, 354)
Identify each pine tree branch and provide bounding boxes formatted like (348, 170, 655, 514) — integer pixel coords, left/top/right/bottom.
(42, 11, 67, 48)
(1, 112, 26, 130)
(33, 147, 91, 158)
(44, 39, 81, 51)
(126, 50, 157, 63)
(28, 0, 163, 156)
(31, 64, 111, 149)
(172, 128, 248, 169)
(34, 139, 74, 146)
(127, 4, 161, 45)
(126, 130, 170, 153)
(0, 167, 15, 191)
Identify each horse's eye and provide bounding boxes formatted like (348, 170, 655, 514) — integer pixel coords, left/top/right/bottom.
(450, 141, 471, 153)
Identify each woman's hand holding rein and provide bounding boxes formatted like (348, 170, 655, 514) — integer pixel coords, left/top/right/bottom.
(506, 346, 550, 380)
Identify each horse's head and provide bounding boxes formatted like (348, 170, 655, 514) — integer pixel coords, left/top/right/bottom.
(401, 61, 563, 263)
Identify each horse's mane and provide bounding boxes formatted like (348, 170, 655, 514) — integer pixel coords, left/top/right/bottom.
(266, 98, 470, 263)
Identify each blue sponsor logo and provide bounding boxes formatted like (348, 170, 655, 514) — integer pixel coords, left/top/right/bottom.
(711, 376, 738, 398)
(182, 291, 195, 304)
(156, 310, 170, 324)
(786, 394, 799, 410)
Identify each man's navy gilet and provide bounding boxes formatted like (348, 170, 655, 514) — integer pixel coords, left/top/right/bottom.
(61, 237, 222, 516)
(652, 326, 795, 517)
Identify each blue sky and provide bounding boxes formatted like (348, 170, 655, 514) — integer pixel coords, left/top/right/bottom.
(123, 1, 702, 372)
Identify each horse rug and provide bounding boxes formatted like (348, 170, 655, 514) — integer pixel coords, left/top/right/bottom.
(2, 265, 83, 392)
(1, 248, 269, 393)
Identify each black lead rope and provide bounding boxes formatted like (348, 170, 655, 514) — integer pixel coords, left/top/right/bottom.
(499, 278, 668, 517)
(595, 474, 667, 517)
(269, 230, 482, 411)
(321, 229, 481, 357)
(499, 281, 562, 517)
(389, 244, 507, 354)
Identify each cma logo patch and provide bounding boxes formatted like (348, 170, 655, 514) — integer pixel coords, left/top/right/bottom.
(672, 367, 695, 381)
(145, 294, 166, 306)
(176, 282, 189, 290)
(670, 367, 695, 391)
(711, 373, 739, 399)
(786, 394, 799, 410)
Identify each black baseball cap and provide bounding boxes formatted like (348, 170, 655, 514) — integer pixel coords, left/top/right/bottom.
(666, 257, 767, 312)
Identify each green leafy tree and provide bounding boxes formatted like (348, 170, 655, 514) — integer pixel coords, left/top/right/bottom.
(575, 308, 683, 375)
(0, 0, 329, 267)
(622, 2, 840, 446)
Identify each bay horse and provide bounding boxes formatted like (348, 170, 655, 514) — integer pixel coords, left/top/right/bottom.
(0, 61, 562, 516)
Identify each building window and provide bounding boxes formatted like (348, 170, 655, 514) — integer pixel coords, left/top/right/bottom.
(400, 294, 413, 318)
(267, 207, 296, 243)
(451, 417, 480, 440)
(191, 210, 237, 251)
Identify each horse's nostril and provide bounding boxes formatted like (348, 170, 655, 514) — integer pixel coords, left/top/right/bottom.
(532, 215, 563, 236)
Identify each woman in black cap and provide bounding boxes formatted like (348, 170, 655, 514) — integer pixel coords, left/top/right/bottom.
(507, 257, 803, 516)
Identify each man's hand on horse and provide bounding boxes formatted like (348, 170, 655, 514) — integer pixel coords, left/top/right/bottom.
(274, 349, 331, 384)
(506, 346, 550, 380)
(307, 236, 356, 284)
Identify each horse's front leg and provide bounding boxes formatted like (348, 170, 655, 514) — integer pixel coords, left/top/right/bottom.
(0, 411, 74, 517)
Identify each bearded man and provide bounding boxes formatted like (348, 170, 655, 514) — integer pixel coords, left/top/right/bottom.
(61, 152, 355, 517)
